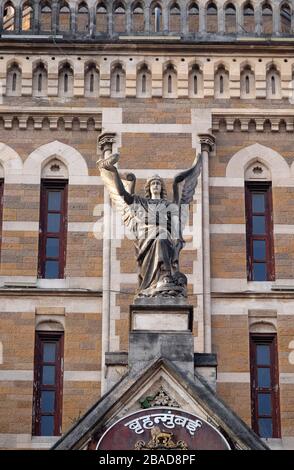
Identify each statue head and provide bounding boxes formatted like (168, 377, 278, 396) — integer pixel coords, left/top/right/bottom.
(145, 175, 167, 200)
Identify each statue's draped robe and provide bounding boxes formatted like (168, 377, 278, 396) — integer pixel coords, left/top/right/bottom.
(129, 196, 179, 295)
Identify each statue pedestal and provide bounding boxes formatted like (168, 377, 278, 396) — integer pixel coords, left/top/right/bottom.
(129, 302, 194, 377)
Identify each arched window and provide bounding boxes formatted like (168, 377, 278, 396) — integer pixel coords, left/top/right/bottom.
(243, 3, 255, 33)
(40, 2, 52, 32)
(169, 3, 181, 33)
(114, 3, 126, 33)
(77, 3, 89, 33)
(188, 3, 199, 33)
(137, 64, 152, 97)
(163, 64, 177, 98)
(132, 3, 144, 32)
(151, 3, 162, 33)
(33, 62, 48, 97)
(3, 2, 15, 31)
(266, 66, 281, 99)
(111, 64, 126, 97)
(280, 3, 291, 34)
(214, 65, 229, 98)
(84, 63, 99, 97)
(6, 63, 22, 96)
(225, 3, 236, 33)
(206, 2, 218, 33)
(262, 3, 273, 34)
(22, 1, 34, 31)
(96, 3, 107, 33)
(240, 65, 255, 98)
(188, 64, 203, 97)
(58, 63, 74, 97)
(58, 2, 70, 32)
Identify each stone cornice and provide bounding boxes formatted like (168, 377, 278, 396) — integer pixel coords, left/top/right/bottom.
(0, 288, 102, 297)
(212, 291, 294, 299)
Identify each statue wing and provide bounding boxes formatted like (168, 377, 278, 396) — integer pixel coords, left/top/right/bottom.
(97, 154, 137, 232)
(173, 154, 202, 234)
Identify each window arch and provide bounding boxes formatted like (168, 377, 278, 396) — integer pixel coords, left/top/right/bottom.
(84, 63, 100, 97)
(188, 64, 203, 97)
(188, 3, 199, 33)
(77, 2, 89, 33)
(58, 2, 70, 33)
(266, 65, 281, 99)
(58, 62, 74, 97)
(169, 3, 181, 33)
(96, 3, 107, 33)
(22, 1, 34, 31)
(163, 64, 177, 98)
(240, 65, 255, 99)
(111, 63, 126, 97)
(262, 3, 273, 34)
(280, 3, 291, 34)
(40, 2, 52, 32)
(6, 62, 22, 96)
(214, 65, 229, 98)
(225, 3, 236, 33)
(132, 2, 144, 32)
(151, 3, 162, 33)
(206, 2, 218, 33)
(243, 3, 255, 33)
(33, 62, 48, 97)
(137, 64, 152, 97)
(3, 1, 15, 31)
(113, 2, 126, 33)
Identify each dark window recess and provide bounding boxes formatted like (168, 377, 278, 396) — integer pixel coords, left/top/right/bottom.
(0, 179, 4, 253)
(245, 182, 275, 281)
(38, 180, 68, 279)
(250, 334, 281, 438)
(32, 332, 64, 436)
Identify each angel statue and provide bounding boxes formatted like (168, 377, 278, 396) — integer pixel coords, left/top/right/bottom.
(97, 153, 202, 299)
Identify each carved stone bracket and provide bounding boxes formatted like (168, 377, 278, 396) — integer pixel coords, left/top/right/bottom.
(198, 133, 215, 153)
(97, 132, 116, 158)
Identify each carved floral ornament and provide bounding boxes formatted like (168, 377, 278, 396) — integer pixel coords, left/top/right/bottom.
(139, 386, 180, 409)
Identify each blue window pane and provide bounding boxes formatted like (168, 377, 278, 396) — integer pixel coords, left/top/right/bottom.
(253, 263, 267, 281)
(45, 260, 59, 279)
(252, 216, 265, 235)
(47, 213, 61, 232)
(48, 191, 61, 211)
(258, 393, 272, 416)
(257, 368, 271, 388)
(41, 391, 55, 413)
(257, 345, 270, 365)
(46, 238, 59, 257)
(253, 240, 266, 261)
(258, 418, 273, 438)
(43, 343, 56, 362)
(42, 365, 55, 385)
(252, 194, 265, 213)
(41, 416, 55, 436)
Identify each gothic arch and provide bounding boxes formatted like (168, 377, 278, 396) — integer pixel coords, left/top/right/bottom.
(0, 142, 23, 177)
(226, 143, 290, 181)
(23, 141, 88, 181)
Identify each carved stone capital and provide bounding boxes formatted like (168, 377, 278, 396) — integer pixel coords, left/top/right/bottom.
(198, 134, 215, 153)
(97, 132, 116, 156)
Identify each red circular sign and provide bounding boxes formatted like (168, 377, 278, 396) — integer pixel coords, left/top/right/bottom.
(97, 407, 230, 450)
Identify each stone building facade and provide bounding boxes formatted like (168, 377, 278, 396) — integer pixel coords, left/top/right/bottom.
(0, 0, 293, 450)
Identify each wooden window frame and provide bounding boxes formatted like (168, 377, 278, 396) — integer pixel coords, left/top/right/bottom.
(32, 331, 64, 436)
(38, 179, 68, 279)
(250, 334, 281, 438)
(245, 182, 275, 281)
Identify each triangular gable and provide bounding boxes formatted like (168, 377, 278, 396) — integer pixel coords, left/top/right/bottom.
(52, 357, 269, 450)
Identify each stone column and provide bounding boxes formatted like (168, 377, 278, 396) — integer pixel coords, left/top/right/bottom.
(199, 5, 205, 34)
(126, 4, 131, 34)
(236, 4, 243, 35)
(181, 1, 188, 36)
(15, 4, 21, 32)
(218, 5, 225, 34)
(198, 134, 215, 354)
(33, 0, 39, 34)
(88, 5, 95, 38)
(0, 3, 3, 32)
(272, 4, 280, 34)
(107, 3, 113, 37)
(144, 5, 150, 34)
(162, 4, 168, 33)
(97, 132, 116, 394)
(52, 0, 58, 35)
(255, 7, 262, 35)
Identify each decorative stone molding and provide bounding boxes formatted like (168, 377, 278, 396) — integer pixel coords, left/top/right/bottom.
(139, 387, 180, 409)
(98, 132, 116, 158)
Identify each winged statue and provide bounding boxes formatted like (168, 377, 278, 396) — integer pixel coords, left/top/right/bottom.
(97, 153, 202, 298)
